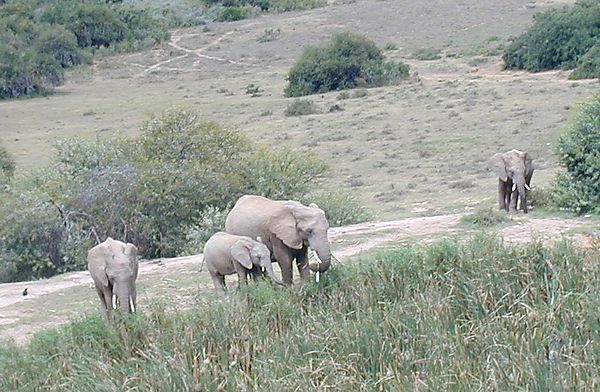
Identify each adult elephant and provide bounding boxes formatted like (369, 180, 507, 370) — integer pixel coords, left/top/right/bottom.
(87, 238, 139, 319)
(225, 195, 331, 285)
(488, 149, 534, 213)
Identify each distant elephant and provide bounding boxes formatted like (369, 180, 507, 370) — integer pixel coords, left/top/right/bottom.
(203, 232, 283, 294)
(87, 238, 138, 319)
(225, 195, 331, 285)
(489, 149, 534, 213)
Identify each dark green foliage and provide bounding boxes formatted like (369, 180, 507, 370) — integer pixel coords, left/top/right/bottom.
(554, 91, 600, 214)
(570, 43, 600, 79)
(0, 109, 330, 282)
(0, 0, 169, 99)
(0, 236, 597, 390)
(218, 6, 249, 21)
(502, 1, 600, 76)
(285, 32, 410, 97)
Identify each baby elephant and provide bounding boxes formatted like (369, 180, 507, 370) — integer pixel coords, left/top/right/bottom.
(87, 237, 138, 319)
(204, 232, 283, 294)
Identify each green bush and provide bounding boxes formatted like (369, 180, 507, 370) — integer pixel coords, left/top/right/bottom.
(1, 236, 597, 390)
(284, 32, 410, 97)
(218, 6, 250, 21)
(502, 2, 600, 75)
(0, 144, 15, 183)
(413, 47, 441, 60)
(284, 98, 318, 116)
(554, 91, 600, 214)
(527, 186, 558, 210)
(570, 43, 600, 79)
(0, 109, 335, 282)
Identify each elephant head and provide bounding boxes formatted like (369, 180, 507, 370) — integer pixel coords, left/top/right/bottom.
(231, 236, 283, 286)
(489, 149, 534, 213)
(270, 202, 331, 273)
(88, 238, 138, 315)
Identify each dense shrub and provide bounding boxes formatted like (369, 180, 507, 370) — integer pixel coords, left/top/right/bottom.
(502, 1, 600, 77)
(0, 109, 332, 282)
(0, 0, 169, 99)
(285, 32, 410, 97)
(554, 91, 600, 214)
(570, 43, 600, 79)
(0, 144, 15, 183)
(302, 189, 371, 226)
(218, 6, 250, 21)
(284, 99, 318, 116)
(461, 207, 508, 227)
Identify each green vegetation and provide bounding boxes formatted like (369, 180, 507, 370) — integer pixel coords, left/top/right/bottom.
(285, 32, 410, 97)
(461, 207, 508, 227)
(502, 1, 600, 78)
(413, 47, 441, 60)
(0, 0, 169, 99)
(1, 235, 597, 390)
(554, 90, 600, 214)
(0, 108, 369, 283)
(284, 98, 318, 116)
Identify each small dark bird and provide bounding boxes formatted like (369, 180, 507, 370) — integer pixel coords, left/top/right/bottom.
(22, 288, 28, 296)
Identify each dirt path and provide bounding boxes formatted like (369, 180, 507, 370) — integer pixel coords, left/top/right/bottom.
(0, 213, 595, 344)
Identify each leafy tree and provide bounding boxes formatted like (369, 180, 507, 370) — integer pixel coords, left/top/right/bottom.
(554, 90, 600, 214)
(503, 1, 600, 76)
(285, 32, 409, 97)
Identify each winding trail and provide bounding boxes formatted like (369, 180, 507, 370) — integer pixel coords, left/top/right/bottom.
(0, 213, 595, 344)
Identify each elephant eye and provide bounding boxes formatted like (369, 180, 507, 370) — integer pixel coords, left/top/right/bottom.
(306, 228, 313, 235)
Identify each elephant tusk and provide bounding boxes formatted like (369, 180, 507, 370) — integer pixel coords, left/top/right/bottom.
(315, 271, 320, 283)
(332, 253, 342, 264)
(512, 184, 517, 192)
(129, 296, 136, 313)
(524, 184, 531, 191)
(112, 294, 117, 310)
(313, 250, 322, 265)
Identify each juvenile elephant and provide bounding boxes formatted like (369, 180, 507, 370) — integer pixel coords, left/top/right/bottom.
(203, 232, 283, 294)
(87, 238, 138, 319)
(225, 195, 331, 285)
(489, 149, 534, 213)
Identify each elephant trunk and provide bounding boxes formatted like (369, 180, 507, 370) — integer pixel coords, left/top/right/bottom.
(114, 280, 132, 314)
(514, 175, 528, 213)
(263, 261, 284, 286)
(308, 239, 331, 273)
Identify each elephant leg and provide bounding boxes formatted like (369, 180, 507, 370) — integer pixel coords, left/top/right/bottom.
(101, 285, 114, 321)
(95, 285, 109, 319)
(498, 179, 507, 211)
(210, 273, 227, 295)
(273, 245, 294, 286)
(509, 188, 518, 213)
(234, 264, 249, 290)
(295, 247, 310, 283)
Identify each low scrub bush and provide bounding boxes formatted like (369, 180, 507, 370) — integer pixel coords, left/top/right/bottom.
(413, 47, 441, 60)
(1, 236, 597, 390)
(302, 189, 371, 226)
(554, 90, 600, 214)
(462, 207, 508, 227)
(0, 109, 335, 282)
(502, 1, 600, 77)
(570, 43, 600, 79)
(284, 99, 318, 116)
(527, 186, 558, 210)
(285, 32, 409, 97)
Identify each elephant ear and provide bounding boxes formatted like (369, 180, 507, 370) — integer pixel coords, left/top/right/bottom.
(488, 153, 508, 182)
(124, 243, 138, 280)
(270, 205, 303, 250)
(231, 240, 253, 269)
(87, 240, 114, 287)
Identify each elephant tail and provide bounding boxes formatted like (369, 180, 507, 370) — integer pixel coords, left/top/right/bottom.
(199, 255, 206, 272)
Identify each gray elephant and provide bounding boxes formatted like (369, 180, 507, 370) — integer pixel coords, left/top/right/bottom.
(489, 149, 534, 213)
(87, 238, 138, 319)
(203, 231, 283, 294)
(225, 195, 331, 285)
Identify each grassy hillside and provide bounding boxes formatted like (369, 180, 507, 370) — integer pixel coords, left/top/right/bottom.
(0, 0, 596, 219)
(0, 234, 598, 390)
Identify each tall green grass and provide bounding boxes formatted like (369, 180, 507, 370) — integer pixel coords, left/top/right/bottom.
(1, 234, 598, 391)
